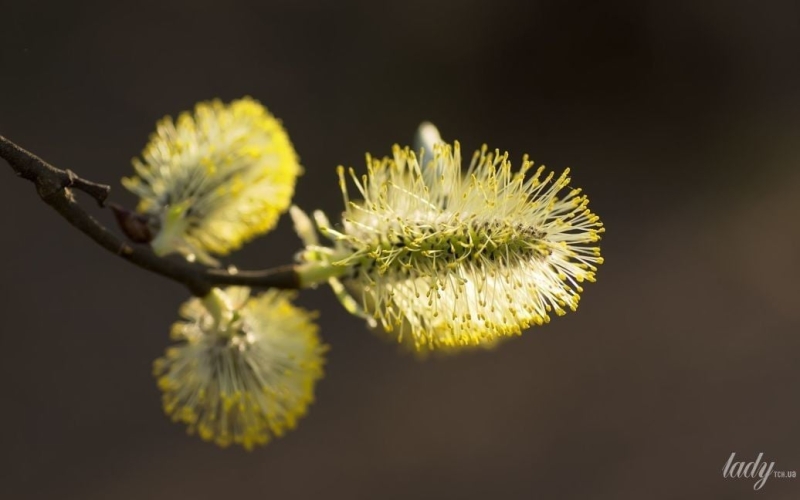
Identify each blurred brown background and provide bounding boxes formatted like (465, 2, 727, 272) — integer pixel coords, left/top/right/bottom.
(1, 1, 799, 499)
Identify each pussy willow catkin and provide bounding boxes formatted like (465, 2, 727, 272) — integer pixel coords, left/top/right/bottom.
(153, 287, 326, 450)
(293, 141, 604, 351)
(123, 97, 301, 265)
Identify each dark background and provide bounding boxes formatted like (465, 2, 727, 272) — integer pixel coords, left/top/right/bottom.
(1, 1, 799, 499)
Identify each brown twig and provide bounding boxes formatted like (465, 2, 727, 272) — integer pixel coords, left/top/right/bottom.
(0, 134, 300, 296)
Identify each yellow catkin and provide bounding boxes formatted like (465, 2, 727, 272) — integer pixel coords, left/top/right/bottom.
(123, 97, 301, 265)
(293, 141, 604, 352)
(153, 287, 326, 450)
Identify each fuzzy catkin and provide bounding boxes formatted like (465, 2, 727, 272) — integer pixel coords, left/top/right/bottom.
(123, 97, 301, 265)
(294, 141, 604, 351)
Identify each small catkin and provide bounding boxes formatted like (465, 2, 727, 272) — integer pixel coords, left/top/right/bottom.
(123, 97, 302, 265)
(153, 287, 327, 450)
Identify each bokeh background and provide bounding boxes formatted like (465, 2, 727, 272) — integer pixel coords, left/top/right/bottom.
(1, 1, 799, 498)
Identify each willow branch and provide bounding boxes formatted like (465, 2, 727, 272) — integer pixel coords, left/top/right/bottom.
(0, 135, 300, 296)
